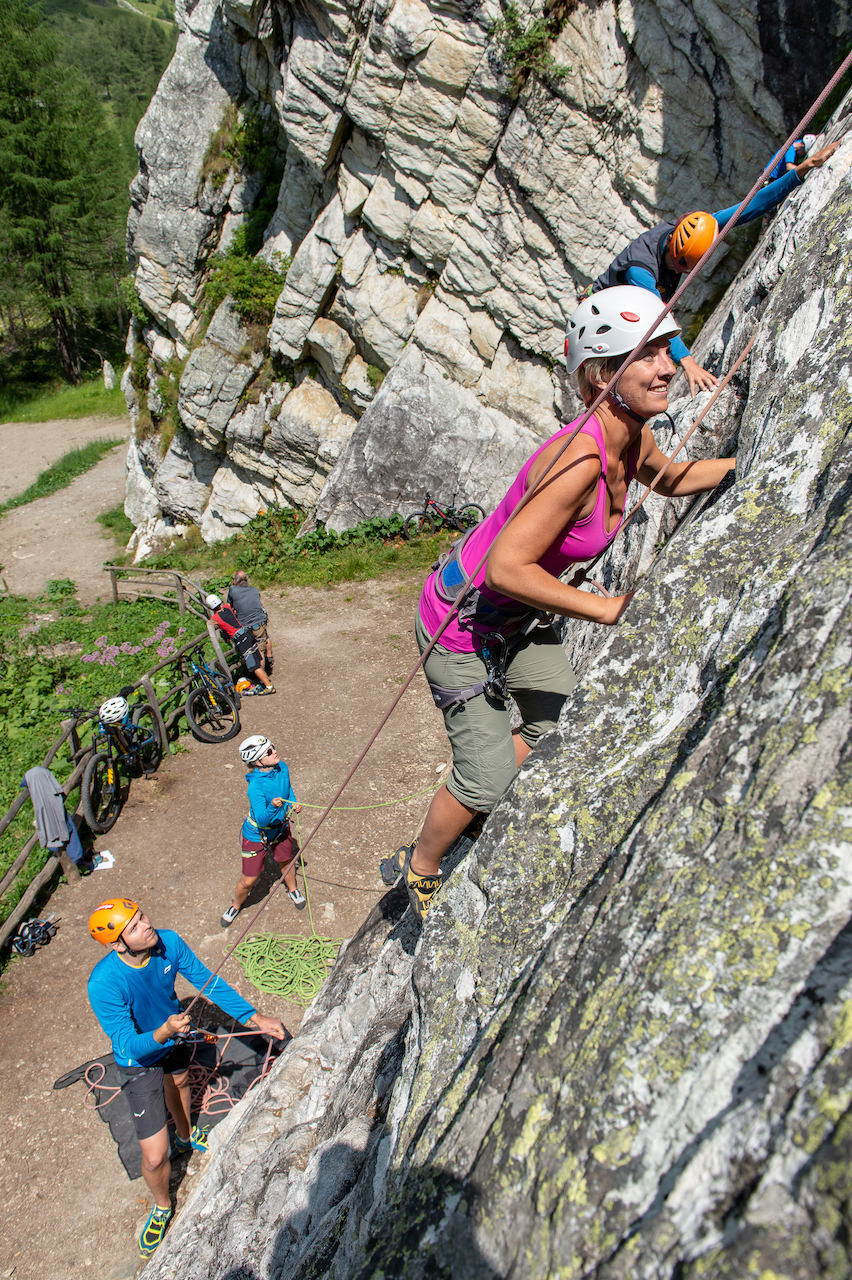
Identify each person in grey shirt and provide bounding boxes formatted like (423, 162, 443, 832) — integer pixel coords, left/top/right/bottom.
(227, 570, 274, 675)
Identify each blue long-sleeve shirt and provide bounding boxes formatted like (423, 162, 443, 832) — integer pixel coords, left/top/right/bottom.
(87, 928, 256, 1068)
(593, 169, 801, 362)
(241, 762, 297, 842)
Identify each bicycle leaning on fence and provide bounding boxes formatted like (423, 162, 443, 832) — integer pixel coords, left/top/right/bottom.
(183, 643, 242, 743)
(63, 691, 164, 834)
(402, 492, 486, 540)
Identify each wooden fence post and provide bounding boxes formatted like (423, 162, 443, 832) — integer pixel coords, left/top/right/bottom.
(207, 621, 236, 686)
(109, 567, 118, 604)
(175, 574, 186, 615)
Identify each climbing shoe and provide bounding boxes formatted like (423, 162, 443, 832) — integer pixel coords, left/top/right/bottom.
(402, 844, 443, 922)
(288, 888, 306, 910)
(380, 839, 416, 887)
(220, 904, 240, 928)
(190, 1124, 210, 1152)
(172, 1131, 192, 1155)
(138, 1204, 173, 1257)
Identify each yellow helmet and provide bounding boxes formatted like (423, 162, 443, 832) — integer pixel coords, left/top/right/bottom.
(88, 898, 138, 946)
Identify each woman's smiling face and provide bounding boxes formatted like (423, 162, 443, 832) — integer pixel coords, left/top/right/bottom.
(615, 337, 676, 418)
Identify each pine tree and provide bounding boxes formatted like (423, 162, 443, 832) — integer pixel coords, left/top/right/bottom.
(0, 0, 127, 383)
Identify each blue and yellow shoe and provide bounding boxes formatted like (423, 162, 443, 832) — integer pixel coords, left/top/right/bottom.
(138, 1204, 173, 1257)
(190, 1123, 210, 1152)
(380, 839, 416, 887)
(402, 844, 443, 922)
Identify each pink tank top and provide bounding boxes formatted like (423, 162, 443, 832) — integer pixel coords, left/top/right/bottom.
(418, 414, 635, 653)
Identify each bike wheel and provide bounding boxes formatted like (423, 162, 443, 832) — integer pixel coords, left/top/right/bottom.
(403, 512, 437, 540)
(131, 705, 163, 775)
(185, 685, 241, 743)
(82, 751, 123, 833)
(457, 504, 485, 530)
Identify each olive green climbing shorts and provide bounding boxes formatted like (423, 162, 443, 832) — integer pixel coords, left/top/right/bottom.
(415, 611, 576, 813)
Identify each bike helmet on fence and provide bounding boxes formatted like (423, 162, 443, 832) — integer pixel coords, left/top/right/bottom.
(89, 898, 139, 945)
(99, 695, 130, 725)
(205, 593, 222, 610)
(669, 211, 718, 270)
(565, 285, 681, 373)
(239, 734, 273, 765)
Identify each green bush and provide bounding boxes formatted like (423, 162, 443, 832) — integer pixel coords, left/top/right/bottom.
(490, 3, 572, 93)
(205, 249, 289, 326)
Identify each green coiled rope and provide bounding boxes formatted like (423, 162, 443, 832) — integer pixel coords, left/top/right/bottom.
(234, 931, 339, 1005)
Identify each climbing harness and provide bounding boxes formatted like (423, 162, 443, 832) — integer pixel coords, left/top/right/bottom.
(178, 49, 852, 975)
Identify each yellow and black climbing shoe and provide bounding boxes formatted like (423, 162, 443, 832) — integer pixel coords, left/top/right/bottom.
(402, 844, 443, 922)
(380, 839, 417, 887)
(138, 1204, 173, 1257)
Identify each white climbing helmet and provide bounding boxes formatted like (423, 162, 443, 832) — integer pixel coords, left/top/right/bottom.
(565, 285, 681, 373)
(205, 593, 222, 610)
(239, 734, 273, 765)
(99, 696, 130, 725)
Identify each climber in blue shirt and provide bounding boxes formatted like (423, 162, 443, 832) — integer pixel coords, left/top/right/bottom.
(87, 898, 285, 1259)
(591, 139, 839, 396)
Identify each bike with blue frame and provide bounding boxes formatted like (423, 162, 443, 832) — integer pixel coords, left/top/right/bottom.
(68, 691, 163, 834)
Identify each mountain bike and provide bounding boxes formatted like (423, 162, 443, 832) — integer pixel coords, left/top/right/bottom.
(184, 644, 241, 743)
(63, 693, 164, 834)
(402, 493, 486, 540)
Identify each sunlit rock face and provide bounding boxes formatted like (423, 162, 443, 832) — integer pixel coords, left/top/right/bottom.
(141, 93, 852, 1279)
(122, 0, 849, 555)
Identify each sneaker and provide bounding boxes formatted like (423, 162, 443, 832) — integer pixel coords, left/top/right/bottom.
(288, 888, 306, 910)
(380, 839, 416, 887)
(138, 1204, 173, 1257)
(402, 844, 443, 922)
(190, 1124, 210, 1152)
(220, 904, 240, 928)
(256, 684, 276, 696)
(172, 1132, 192, 1155)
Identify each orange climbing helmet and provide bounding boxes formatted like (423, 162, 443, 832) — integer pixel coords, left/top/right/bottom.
(669, 211, 719, 269)
(89, 898, 138, 946)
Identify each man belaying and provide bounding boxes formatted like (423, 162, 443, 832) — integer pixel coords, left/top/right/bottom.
(382, 285, 736, 921)
(220, 735, 305, 928)
(591, 140, 839, 395)
(87, 898, 284, 1258)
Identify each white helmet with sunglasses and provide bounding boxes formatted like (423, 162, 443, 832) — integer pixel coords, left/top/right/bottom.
(239, 735, 274, 765)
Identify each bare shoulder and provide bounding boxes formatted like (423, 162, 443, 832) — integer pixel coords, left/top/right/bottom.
(529, 428, 602, 491)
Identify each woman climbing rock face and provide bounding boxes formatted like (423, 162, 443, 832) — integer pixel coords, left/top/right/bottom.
(385, 285, 736, 922)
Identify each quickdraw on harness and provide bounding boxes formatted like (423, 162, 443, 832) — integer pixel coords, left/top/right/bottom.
(427, 529, 549, 711)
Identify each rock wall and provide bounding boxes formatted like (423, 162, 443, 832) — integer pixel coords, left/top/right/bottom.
(140, 103, 852, 1278)
(123, 0, 850, 556)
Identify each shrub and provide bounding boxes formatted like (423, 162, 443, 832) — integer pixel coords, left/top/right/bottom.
(490, 3, 572, 93)
(205, 249, 289, 326)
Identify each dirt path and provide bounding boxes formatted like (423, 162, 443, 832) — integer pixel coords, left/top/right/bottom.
(0, 420, 128, 600)
(0, 575, 447, 1280)
(0, 416, 129, 505)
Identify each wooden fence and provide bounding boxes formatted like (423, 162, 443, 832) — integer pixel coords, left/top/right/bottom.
(105, 565, 208, 620)
(0, 621, 236, 953)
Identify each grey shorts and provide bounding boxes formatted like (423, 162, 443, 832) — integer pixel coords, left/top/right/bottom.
(415, 611, 575, 812)
(117, 1043, 192, 1141)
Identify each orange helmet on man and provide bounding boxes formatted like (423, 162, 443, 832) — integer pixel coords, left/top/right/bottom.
(89, 898, 138, 945)
(669, 211, 718, 270)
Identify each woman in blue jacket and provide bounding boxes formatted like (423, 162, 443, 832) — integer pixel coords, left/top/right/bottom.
(220, 735, 305, 927)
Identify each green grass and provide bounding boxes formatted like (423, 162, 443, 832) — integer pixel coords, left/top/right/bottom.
(97, 504, 135, 551)
(0, 377, 128, 424)
(0, 582, 205, 927)
(0, 438, 124, 515)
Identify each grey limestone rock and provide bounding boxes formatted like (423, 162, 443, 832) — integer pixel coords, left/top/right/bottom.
(142, 97, 852, 1280)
